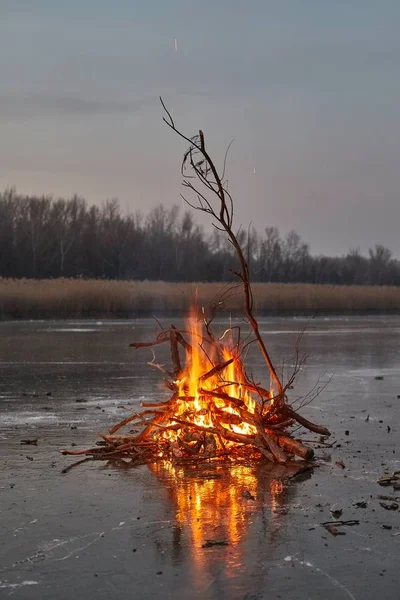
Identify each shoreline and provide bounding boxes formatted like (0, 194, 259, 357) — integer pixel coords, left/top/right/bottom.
(1, 278, 400, 319)
(2, 309, 400, 321)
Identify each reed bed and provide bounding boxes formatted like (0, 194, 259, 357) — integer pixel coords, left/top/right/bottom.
(0, 278, 399, 319)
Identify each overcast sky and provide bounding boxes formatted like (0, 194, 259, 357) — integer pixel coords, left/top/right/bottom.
(1, 1, 400, 256)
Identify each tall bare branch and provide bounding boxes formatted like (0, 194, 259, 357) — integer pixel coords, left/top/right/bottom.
(160, 97, 284, 402)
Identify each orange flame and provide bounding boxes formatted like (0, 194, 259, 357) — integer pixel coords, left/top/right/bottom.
(159, 310, 274, 452)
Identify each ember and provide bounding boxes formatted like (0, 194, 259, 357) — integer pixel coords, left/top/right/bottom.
(61, 99, 330, 468)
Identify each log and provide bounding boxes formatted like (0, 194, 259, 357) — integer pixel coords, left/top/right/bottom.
(172, 417, 253, 446)
(286, 407, 331, 437)
(254, 425, 288, 464)
(253, 436, 274, 462)
(271, 433, 315, 461)
(212, 407, 242, 426)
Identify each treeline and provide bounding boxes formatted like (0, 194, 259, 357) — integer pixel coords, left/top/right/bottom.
(0, 189, 399, 285)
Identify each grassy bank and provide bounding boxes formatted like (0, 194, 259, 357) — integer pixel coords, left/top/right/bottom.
(1, 278, 400, 319)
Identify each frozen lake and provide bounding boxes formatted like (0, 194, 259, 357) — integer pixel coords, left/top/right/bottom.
(0, 317, 399, 599)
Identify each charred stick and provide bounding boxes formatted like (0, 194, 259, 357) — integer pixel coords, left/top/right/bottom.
(108, 409, 167, 436)
(268, 419, 295, 430)
(108, 413, 143, 435)
(135, 402, 178, 442)
(154, 423, 183, 432)
(207, 393, 263, 432)
(216, 431, 227, 452)
(212, 407, 242, 426)
(161, 379, 178, 392)
(170, 326, 182, 376)
(170, 417, 209, 432)
(244, 383, 273, 400)
(98, 433, 140, 444)
(178, 437, 203, 455)
(199, 388, 246, 408)
(211, 413, 259, 454)
(95, 449, 137, 459)
(97, 433, 118, 446)
(218, 427, 256, 446)
(171, 417, 253, 446)
(106, 441, 143, 453)
(177, 395, 197, 402)
(60, 446, 106, 456)
(285, 407, 331, 436)
(129, 332, 170, 349)
(130, 340, 168, 348)
(207, 399, 256, 432)
(174, 330, 192, 355)
(218, 381, 272, 401)
(321, 520, 360, 527)
(199, 358, 234, 382)
(141, 400, 174, 408)
(147, 361, 173, 377)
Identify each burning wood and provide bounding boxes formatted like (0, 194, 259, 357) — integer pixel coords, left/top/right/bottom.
(61, 100, 330, 467)
(61, 311, 329, 465)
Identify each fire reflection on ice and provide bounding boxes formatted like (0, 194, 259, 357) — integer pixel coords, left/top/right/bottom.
(149, 460, 296, 584)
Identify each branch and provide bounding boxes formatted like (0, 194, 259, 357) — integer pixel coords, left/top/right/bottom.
(160, 97, 284, 401)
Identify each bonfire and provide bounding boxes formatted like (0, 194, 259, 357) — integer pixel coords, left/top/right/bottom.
(62, 100, 330, 468)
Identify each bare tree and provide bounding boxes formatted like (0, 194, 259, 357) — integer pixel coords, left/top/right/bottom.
(0, 189, 399, 285)
(50, 195, 85, 276)
(259, 226, 282, 281)
(368, 244, 393, 285)
(17, 195, 52, 277)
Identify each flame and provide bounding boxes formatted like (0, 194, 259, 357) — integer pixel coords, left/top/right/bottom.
(158, 309, 274, 454)
(178, 311, 257, 436)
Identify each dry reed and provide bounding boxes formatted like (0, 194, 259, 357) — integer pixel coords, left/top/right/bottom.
(0, 278, 399, 319)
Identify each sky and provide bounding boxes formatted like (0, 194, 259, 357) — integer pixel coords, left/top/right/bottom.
(1, 1, 400, 256)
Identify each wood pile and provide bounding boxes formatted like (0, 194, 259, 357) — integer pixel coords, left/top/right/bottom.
(61, 99, 330, 469)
